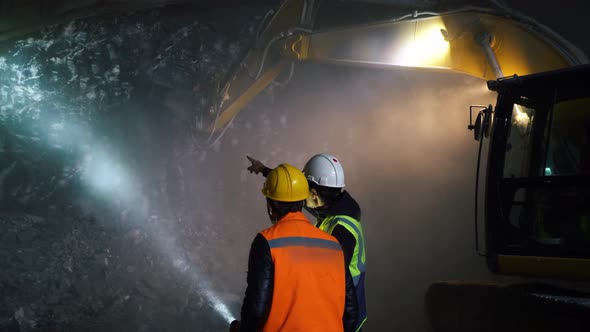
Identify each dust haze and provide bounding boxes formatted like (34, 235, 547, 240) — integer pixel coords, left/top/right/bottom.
(217, 63, 499, 331)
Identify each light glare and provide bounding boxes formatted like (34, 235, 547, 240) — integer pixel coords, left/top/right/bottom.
(393, 18, 450, 68)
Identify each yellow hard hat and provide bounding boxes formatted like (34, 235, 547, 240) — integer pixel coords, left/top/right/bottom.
(262, 163, 310, 202)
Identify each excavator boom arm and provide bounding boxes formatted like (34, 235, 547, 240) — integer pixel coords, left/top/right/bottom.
(207, 0, 587, 133)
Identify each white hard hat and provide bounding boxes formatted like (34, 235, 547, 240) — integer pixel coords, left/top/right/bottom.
(303, 153, 345, 188)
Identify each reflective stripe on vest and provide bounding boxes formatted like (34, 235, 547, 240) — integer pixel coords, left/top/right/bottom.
(268, 236, 343, 250)
(318, 215, 366, 284)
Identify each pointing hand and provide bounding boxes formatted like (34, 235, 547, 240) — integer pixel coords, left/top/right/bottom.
(247, 155, 266, 174)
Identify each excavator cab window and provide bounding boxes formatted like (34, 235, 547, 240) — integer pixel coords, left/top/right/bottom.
(545, 98, 590, 176)
(503, 104, 536, 179)
(495, 92, 590, 260)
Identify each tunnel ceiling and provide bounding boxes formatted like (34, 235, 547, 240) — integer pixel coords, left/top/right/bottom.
(1, 0, 588, 58)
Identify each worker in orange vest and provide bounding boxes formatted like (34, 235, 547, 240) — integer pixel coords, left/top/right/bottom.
(247, 154, 367, 331)
(231, 164, 358, 332)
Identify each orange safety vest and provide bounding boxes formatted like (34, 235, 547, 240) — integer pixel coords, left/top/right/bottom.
(259, 211, 346, 332)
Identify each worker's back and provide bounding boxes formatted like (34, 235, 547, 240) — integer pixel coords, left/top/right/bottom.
(260, 211, 346, 332)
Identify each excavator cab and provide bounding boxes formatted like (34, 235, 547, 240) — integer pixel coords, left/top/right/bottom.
(474, 64, 590, 279)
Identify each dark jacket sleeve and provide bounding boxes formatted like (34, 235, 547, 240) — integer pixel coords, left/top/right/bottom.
(240, 233, 274, 332)
(332, 225, 356, 269)
(343, 256, 359, 332)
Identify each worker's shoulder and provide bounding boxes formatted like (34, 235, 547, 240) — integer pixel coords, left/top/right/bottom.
(333, 191, 362, 221)
(310, 222, 339, 238)
(261, 215, 340, 243)
(332, 214, 359, 222)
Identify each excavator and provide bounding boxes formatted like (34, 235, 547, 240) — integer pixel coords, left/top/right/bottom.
(426, 63, 590, 331)
(203, 0, 590, 331)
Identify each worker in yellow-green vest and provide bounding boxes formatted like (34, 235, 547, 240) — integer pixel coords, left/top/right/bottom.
(247, 153, 367, 332)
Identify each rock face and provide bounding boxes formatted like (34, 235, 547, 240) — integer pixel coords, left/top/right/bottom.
(0, 5, 265, 331)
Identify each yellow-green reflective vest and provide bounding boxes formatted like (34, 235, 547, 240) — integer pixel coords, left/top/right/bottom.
(317, 215, 366, 282)
(317, 215, 367, 331)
